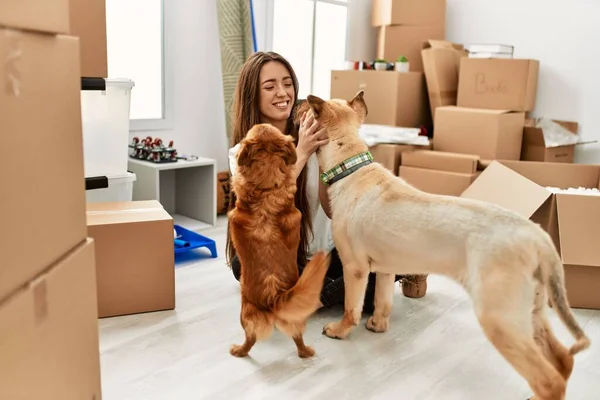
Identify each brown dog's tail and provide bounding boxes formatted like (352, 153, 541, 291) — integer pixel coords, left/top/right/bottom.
(540, 241, 591, 355)
(274, 252, 330, 322)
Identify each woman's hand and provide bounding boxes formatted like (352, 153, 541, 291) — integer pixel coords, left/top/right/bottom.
(296, 111, 329, 160)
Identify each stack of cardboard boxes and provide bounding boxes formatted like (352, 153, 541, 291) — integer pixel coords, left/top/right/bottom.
(372, 0, 446, 72)
(400, 56, 539, 195)
(393, 39, 600, 310)
(0, 1, 102, 398)
(331, 0, 449, 173)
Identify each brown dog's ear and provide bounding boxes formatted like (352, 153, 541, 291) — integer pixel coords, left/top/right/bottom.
(283, 141, 297, 166)
(236, 142, 254, 167)
(306, 94, 326, 118)
(348, 90, 368, 123)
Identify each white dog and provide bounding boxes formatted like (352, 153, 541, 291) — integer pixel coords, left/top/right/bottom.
(295, 91, 590, 400)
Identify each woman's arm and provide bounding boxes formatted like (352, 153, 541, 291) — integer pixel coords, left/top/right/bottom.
(318, 167, 332, 219)
(293, 150, 310, 180)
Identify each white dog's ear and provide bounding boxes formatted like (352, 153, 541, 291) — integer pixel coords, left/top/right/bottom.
(306, 94, 326, 118)
(349, 90, 368, 123)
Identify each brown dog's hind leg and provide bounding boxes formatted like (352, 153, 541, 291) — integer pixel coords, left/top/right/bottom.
(276, 319, 315, 358)
(366, 272, 395, 333)
(475, 273, 566, 400)
(292, 334, 315, 358)
(230, 329, 257, 358)
(532, 283, 574, 381)
(230, 302, 272, 358)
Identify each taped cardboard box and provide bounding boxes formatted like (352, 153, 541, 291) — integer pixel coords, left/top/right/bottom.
(331, 70, 431, 128)
(457, 58, 539, 112)
(69, 0, 107, 77)
(521, 119, 597, 163)
(0, 0, 70, 33)
(462, 161, 600, 309)
(372, 0, 447, 27)
(399, 150, 480, 196)
(0, 30, 86, 303)
(421, 40, 467, 118)
(0, 239, 102, 400)
(87, 200, 175, 318)
(369, 143, 432, 175)
(433, 106, 525, 160)
(377, 25, 445, 72)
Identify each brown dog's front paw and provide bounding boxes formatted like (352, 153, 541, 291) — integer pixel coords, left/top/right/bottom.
(229, 344, 249, 358)
(366, 316, 389, 333)
(298, 345, 316, 358)
(322, 321, 348, 340)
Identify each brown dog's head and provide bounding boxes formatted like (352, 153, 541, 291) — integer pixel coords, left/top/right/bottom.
(294, 91, 369, 171)
(235, 124, 297, 190)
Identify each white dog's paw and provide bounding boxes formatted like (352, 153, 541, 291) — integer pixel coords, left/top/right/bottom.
(365, 316, 389, 333)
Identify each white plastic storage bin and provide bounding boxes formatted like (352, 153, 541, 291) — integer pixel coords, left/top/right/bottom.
(86, 172, 137, 203)
(81, 78, 135, 178)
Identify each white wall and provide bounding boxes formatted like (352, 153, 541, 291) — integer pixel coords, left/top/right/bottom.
(252, 0, 271, 51)
(345, 0, 377, 61)
(347, 0, 600, 164)
(138, 0, 229, 171)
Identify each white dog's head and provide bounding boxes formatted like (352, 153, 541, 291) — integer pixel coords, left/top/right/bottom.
(294, 91, 369, 171)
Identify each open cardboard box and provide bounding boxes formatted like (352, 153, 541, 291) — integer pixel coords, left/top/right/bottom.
(521, 118, 597, 163)
(421, 40, 467, 118)
(462, 160, 600, 309)
(399, 150, 482, 196)
(369, 143, 432, 175)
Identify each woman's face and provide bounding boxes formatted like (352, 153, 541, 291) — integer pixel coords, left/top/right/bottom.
(258, 61, 295, 125)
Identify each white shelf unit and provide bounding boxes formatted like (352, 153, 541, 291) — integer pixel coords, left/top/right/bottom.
(127, 157, 217, 231)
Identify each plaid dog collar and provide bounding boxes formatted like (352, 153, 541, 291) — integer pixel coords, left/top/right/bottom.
(320, 151, 374, 186)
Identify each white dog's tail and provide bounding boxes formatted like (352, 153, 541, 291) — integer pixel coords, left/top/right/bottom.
(540, 240, 590, 355)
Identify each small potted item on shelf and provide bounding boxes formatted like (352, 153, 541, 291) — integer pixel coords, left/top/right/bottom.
(374, 58, 388, 71)
(395, 56, 410, 72)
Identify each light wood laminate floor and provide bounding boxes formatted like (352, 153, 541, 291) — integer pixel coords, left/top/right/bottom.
(99, 217, 600, 400)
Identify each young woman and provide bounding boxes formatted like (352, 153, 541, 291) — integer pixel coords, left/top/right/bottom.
(225, 51, 410, 313)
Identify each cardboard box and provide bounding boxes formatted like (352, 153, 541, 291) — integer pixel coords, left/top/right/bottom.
(521, 119, 596, 163)
(87, 201, 175, 318)
(462, 161, 600, 309)
(0, 0, 70, 33)
(433, 106, 525, 160)
(0, 31, 86, 303)
(372, 0, 447, 27)
(69, 0, 108, 77)
(369, 143, 432, 174)
(377, 25, 446, 72)
(399, 150, 480, 196)
(0, 239, 102, 400)
(457, 58, 540, 112)
(331, 70, 431, 128)
(421, 40, 467, 118)
(402, 149, 479, 173)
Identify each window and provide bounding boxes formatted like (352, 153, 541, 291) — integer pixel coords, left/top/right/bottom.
(105, 0, 172, 131)
(270, 0, 348, 99)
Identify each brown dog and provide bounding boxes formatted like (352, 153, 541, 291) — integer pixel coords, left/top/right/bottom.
(228, 123, 330, 358)
(296, 92, 590, 399)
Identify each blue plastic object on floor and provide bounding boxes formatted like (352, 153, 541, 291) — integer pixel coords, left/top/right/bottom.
(173, 224, 218, 258)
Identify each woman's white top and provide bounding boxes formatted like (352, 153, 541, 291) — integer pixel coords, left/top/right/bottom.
(228, 143, 334, 258)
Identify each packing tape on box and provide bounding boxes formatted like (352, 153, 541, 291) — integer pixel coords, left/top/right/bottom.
(86, 207, 166, 216)
(4, 29, 22, 97)
(428, 90, 457, 101)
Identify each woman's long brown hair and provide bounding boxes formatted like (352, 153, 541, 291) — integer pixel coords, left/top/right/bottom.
(225, 51, 313, 267)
